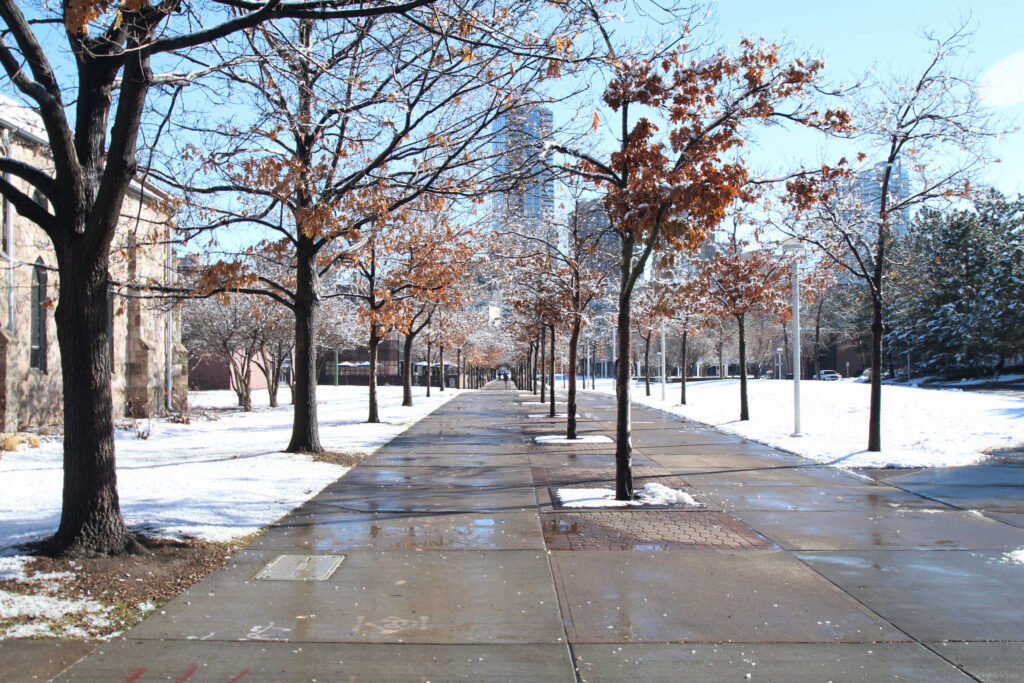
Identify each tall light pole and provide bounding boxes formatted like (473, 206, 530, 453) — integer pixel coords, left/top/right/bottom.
(782, 239, 805, 435)
(660, 318, 667, 400)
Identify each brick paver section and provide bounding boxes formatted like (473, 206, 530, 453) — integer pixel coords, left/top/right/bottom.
(541, 510, 773, 551)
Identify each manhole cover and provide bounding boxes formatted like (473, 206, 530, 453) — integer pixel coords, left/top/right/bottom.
(255, 554, 345, 581)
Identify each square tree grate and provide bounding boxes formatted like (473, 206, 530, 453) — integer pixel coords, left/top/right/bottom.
(541, 511, 772, 551)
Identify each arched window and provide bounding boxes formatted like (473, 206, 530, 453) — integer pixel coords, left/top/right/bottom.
(30, 259, 47, 372)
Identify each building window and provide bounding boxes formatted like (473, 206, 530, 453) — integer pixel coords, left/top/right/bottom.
(30, 259, 47, 372)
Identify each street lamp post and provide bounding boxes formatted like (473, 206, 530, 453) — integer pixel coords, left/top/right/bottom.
(776, 347, 783, 380)
(660, 318, 667, 401)
(782, 239, 805, 436)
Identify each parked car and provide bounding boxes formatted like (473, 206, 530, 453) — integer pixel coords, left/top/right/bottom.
(818, 369, 842, 381)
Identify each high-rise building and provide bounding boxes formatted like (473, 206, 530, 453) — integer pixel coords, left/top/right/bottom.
(849, 160, 912, 236)
(571, 197, 618, 273)
(492, 107, 555, 236)
(484, 107, 556, 322)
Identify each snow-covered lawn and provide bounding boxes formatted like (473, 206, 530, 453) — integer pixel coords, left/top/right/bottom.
(587, 378, 1023, 469)
(1, 385, 460, 552)
(0, 385, 459, 638)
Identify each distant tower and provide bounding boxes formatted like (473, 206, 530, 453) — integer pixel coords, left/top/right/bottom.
(493, 107, 555, 237)
(851, 160, 911, 236)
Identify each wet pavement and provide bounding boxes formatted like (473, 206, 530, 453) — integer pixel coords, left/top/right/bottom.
(53, 382, 1024, 681)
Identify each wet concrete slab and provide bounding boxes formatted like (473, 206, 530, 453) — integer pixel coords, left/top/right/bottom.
(674, 464, 872, 487)
(310, 484, 538, 513)
(932, 641, 1024, 682)
(57, 640, 575, 682)
(883, 463, 1024, 487)
(363, 451, 532, 467)
(572, 642, 970, 682)
(986, 511, 1024, 528)
(337, 465, 534, 488)
(699, 483, 943, 512)
(642, 442, 784, 457)
(550, 550, 904, 643)
(127, 550, 565, 644)
(250, 509, 546, 551)
(885, 483, 1024, 513)
(796, 550, 1024, 641)
(740, 509, 1024, 550)
(648, 453, 808, 469)
(0, 640, 99, 683)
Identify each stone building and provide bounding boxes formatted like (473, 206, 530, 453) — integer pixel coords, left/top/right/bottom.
(0, 96, 187, 429)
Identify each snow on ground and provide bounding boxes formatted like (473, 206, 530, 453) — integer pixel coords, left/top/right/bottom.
(558, 483, 703, 508)
(0, 385, 458, 639)
(0, 385, 460, 552)
(1001, 548, 1024, 566)
(587, 378, 1023, 469)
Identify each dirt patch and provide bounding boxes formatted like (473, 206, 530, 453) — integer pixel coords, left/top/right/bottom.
(312, 450, 369, 467)
(1, 535, 247, 639)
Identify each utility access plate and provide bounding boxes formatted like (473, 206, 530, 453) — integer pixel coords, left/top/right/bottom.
(254, 554, 344, 581)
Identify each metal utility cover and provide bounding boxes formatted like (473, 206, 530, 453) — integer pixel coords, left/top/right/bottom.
(255, 554, 344, 581)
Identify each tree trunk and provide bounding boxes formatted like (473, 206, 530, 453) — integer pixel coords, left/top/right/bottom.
(549, 325, 556, 418)
(868, 295, 883, 451)
(265, 349, 280, 408)
(814, 299, 824, 379)
(426, 341, 432, 398)
(228, 353, 253, 412)
(402, 332, 414, 406)
(737, 314, 749, 421)
(532, 341, 538, 393)
(287, 245, 322, 453)
(456, 348, 462, 389)
(367, 325, 381, 423)
(567, 317, 580, 439)
(615, 286, 634, 500)
(438, 345, 445, 392)
(540, 327, 547, 404)
(644, 335, 651, 396)
(50, 247, 141, 557)
(680, 331, 687, 405)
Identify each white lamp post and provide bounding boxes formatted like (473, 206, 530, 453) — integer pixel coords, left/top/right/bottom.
(782, 239, 805, 436)
(660, 318, 667, 401)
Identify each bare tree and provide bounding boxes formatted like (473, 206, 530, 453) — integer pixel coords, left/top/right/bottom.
(0, 0, 441, 557)
(784, 24, 1000, 451)
(548, 5, 845, 498)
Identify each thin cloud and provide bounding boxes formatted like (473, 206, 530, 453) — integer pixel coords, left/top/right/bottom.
(981, 49, 1024, 107)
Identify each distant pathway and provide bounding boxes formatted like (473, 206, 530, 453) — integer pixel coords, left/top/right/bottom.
(57, 385, 1024, 681)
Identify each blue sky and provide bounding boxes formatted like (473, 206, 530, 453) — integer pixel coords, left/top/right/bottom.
(709, 0, 1024, 194)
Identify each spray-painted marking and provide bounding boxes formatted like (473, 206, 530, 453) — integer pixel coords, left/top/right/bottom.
(353, 614, 429, 635)
(244, 621, 292, 641)
(174, 663, 199, 682)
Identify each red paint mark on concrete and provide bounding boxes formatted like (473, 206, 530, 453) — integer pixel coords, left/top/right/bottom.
(227, 670, 250, 682)
(125, 669, 147, 683)
(174, 664, 199, 682)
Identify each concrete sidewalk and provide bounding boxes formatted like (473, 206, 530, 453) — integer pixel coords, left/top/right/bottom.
(55, 385, 1024, 681)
